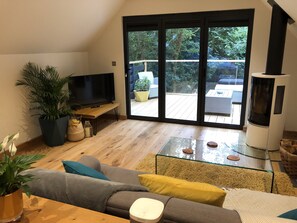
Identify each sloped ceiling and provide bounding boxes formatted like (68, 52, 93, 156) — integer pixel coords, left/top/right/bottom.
(0, 0, 295, 55)
(0, 0, 126, 54)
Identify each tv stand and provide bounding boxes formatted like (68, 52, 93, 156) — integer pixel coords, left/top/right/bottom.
(74, 102, 119, 135)
(91, 105, 101, 108)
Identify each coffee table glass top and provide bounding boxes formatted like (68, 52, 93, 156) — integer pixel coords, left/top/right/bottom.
(157, 137, 273, 172)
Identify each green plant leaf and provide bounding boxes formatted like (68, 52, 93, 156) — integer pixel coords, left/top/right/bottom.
(15, 62, 72, 120)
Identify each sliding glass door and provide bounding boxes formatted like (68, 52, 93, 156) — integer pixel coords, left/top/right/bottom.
(204, 26, 249, 126)
(165, 27, 200, 121)
(126, 29, 159, 118)
(123, 9, 254, 129)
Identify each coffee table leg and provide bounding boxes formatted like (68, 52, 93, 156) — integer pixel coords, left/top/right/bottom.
(270, 172, 274, 193)
(155, 155, 158, 174)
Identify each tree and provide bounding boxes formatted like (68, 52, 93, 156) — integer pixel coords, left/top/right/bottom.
(127, 26, 248, 93)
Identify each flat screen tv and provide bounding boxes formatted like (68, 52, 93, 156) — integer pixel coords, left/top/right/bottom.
(68, 73, 115, 109)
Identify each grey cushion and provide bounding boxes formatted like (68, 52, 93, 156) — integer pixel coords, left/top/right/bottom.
(101, 164, 146, 186)
(106, 191, 171, 219)
(78, 155, 101, 172)
(164, 198, 242, 223)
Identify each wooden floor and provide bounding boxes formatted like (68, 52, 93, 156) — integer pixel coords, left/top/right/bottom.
(131, 93, 241, 125)
(20, 119, 296, 194)
(23, 119, 245, 171)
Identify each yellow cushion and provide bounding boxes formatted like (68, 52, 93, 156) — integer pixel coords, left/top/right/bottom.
(138, 174, 226, 207)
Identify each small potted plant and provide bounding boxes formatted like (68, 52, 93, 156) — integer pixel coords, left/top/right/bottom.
(134, 77, 150, 102)
(16, 62, 72, 147)
(0, 133, 44, 222)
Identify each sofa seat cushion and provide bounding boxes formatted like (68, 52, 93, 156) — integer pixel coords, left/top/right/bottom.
(106, 191, 171, 219)
(164, 197, 242, 223)
(139, 174, 226, 207)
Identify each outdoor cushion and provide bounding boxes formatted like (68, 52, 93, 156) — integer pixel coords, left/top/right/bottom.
(138, 71, 154, 84)
(138, 174, 226, 207)
(62, 160, 110, 181)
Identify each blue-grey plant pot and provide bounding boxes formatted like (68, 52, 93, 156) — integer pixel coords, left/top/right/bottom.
(39, 116, 69, 147)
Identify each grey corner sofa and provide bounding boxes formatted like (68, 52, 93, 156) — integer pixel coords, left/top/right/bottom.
(26, 155, 242, 223)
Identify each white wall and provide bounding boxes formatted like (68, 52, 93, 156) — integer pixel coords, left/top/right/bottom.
(283, 31, 297, 131)
(0, 52, 89, 144)
(0, 0, 126, 54)
(88, 0, 297, 131)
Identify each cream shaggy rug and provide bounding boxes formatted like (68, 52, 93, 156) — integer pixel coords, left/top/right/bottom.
(136, 153, 296, 196)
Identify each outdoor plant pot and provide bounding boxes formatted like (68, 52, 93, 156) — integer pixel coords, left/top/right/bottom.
(0, 189, 23, 222)
(134, 90, 149, 102)
(39, 116, 69, 147)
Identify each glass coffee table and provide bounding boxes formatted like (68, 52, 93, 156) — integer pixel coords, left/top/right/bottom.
(155, 137, 274, 192)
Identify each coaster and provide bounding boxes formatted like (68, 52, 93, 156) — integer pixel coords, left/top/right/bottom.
(182, 148, 193, 154)
(227, 155, 240, 161)
(207, 141, 218, 148)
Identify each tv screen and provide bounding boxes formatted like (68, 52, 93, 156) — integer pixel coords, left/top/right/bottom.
(68, 73, 115, 108)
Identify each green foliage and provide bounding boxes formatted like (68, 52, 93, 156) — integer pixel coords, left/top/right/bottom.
(15, 62, 72, 120)
(128, 26, 248, 93)
(208, 27, 248, 60)
(0, 154, 44, 196)
(0, 133, 44, 196)
(128, 31, 158, 61)
(134, 78, 150, 92)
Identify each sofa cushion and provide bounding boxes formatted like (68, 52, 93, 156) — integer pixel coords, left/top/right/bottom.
(62, 160, 109, 181)
(78, 155, 101, 172)
(139, 174, 226, 207)
(106, 191, 171, 219)
(164, 197, 242, 223)
(101, 164, 145, 186)
(278, 209, 297, 220)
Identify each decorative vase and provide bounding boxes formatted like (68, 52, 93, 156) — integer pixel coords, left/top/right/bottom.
(39, 115, 69, 147)
(0, 189, 23, 223)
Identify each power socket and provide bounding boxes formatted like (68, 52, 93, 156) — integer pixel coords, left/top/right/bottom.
(112, 61, 116, 66)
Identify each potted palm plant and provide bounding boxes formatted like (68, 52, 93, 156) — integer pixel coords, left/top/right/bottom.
(134, 77, 150, 102)
(16, 62, 71, 147)
(0, 133, 44, 222)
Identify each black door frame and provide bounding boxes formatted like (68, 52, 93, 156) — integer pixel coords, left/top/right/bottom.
(123, 9, 254, 130)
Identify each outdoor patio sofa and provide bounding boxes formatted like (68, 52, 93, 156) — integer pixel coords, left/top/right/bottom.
(138, 71, 158, 98)
(215, 78, 243, 104)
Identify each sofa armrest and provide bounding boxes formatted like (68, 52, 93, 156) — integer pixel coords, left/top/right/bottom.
(25, 168, 147, 213)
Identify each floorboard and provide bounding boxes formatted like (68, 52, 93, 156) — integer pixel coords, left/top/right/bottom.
(18, 119, 296, 194)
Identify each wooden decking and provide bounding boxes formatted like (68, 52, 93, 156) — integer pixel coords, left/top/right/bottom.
(131, 93, 241, 125)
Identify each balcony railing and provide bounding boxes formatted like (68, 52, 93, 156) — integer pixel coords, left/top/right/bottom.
(129, 59, 245, 81)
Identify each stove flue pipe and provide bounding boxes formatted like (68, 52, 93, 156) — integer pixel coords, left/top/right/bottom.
(265, 3, 289, 75)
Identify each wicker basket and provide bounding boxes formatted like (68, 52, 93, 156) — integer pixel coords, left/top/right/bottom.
(280, 139, 297, 176)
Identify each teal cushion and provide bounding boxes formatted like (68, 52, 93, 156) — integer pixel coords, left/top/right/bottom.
(62, 161, 110, 181)
(278, 209, 297, 220)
